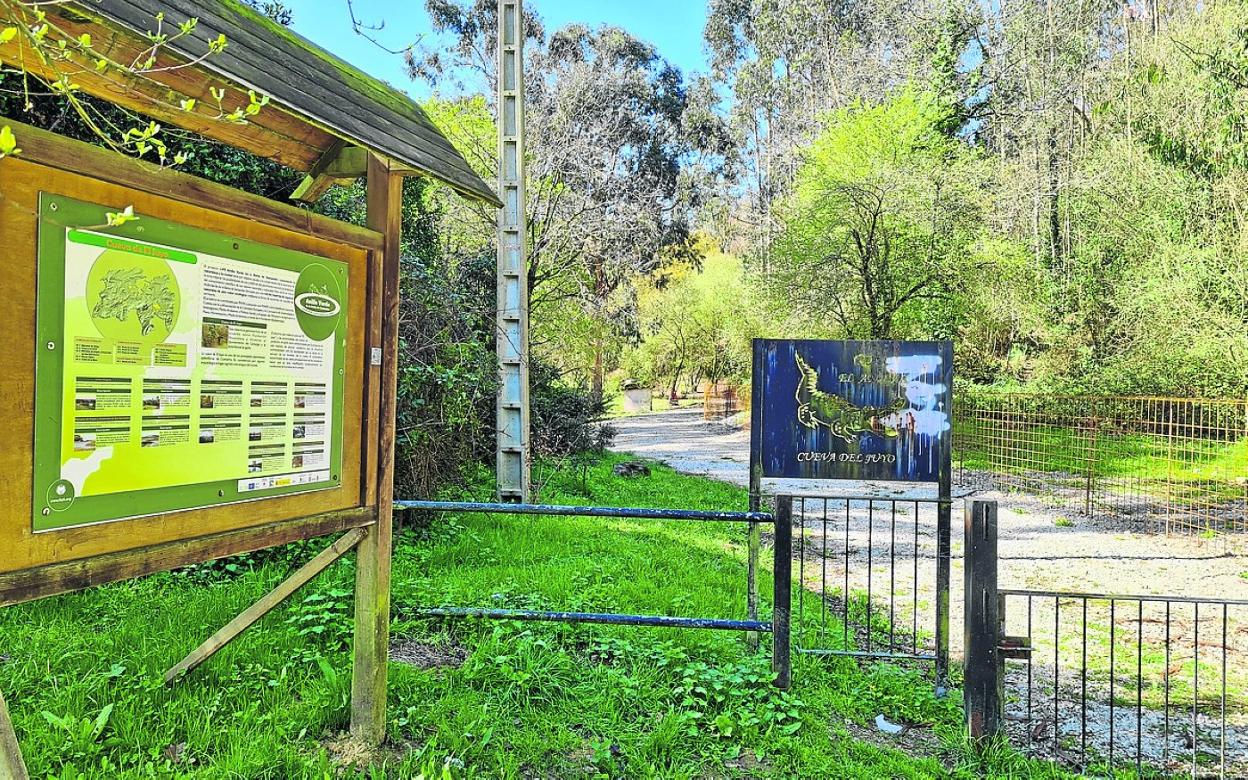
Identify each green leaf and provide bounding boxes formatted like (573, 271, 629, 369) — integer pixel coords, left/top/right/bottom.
(0, 125, 20, 158)
(0, 27, 17, 45)
(105, 206, 138, 227)
(92, 703, 114, 740)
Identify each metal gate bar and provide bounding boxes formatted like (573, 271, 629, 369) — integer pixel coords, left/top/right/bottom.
(396, 500, 771, 523)
(965, 499, 1248, 777)
(419, 608, 768, 632)
(786, 494, 951, 687)
(397, 499, 793, 687)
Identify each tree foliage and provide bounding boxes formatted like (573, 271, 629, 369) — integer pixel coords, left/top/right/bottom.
(766, 90, 983, 340)
(623, 243, 761, 394)
(412, 0, 732, 396)
(703, 0, 1248, 397)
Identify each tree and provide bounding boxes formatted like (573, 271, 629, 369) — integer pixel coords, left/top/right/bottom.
(411, 1, 732, 398)
(704, 0, 980, 273)
(625, 242, 760, 396)
(765, 90, 983, 339)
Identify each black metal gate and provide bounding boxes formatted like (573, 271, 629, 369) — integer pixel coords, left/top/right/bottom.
(396, 499, 795, 688)
(964, 499, 1248, 778)
(783, 494, 952, 691)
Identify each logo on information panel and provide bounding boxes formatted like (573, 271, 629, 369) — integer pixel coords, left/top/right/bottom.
(294, 292, 340, 317)
(46, 479, 76, 511)
(293, 263, 344, 341)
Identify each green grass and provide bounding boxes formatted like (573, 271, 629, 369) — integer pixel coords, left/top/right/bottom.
(603, 392, 684, 418)
(3, 455, 1085, 778)
(954, 419, 1247, 503)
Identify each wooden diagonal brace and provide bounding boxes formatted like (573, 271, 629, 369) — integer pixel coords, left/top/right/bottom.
(164, 527, 367, 685)
(290, 141, 370, 203)
(0, 688, 29, 780)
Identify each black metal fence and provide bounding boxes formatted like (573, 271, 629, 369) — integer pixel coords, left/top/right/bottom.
(787, 495, 952, 690)
(999, 589, 1248, 777)
(964, 499, 1248, 778)
(396, 499, 794, 688)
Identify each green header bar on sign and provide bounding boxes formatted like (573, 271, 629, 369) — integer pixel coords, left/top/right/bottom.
(68, 229, 198, 264)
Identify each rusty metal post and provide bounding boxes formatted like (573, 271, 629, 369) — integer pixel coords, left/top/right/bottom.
(772, 496, 792, 689)
(964, 499, 1002, 743)
(935, 379, 954, 695)
(747, 339, 765, 651)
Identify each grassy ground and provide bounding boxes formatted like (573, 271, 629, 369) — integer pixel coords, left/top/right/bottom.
(3, 455, 1083, 779)
(602, 393, 681, 418)
(954, 419, 1247, 482)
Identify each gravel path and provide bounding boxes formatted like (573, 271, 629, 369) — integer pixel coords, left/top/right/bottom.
(612, 408, 1248, 603)
(613, 408, 1248, 771)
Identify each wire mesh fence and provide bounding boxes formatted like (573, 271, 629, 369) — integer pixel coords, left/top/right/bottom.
(954, 392, 1248, 534)
(999, 590, 1248, 778)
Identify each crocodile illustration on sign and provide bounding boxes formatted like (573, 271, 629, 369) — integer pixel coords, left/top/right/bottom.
(794, 352, 906, 442)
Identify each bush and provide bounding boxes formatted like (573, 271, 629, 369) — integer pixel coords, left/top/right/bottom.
(395, 250, 499, 498)
(531, 359, 616, 459)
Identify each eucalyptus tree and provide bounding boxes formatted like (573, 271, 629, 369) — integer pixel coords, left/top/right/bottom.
(704, 0, 981, 273)
(411, 0, 731, 397)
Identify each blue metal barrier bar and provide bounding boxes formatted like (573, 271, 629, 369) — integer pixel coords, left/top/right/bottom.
(396, 500, 771, 524)
(415, 607, 771, 632)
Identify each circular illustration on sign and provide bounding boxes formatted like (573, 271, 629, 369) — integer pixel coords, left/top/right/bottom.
(294, 263, 344, 342)
(86, 250, 181, 344)
(45, 478, 76, 512)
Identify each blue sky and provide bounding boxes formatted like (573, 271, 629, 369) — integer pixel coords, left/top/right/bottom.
(283, 0, 709, 99)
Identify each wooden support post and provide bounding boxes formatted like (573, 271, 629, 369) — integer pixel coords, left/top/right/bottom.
(350, 153, 401, 743)
(964, 499, 1002, 743)
(0, 689, 29, 780)
(164, 528, 366, 685)
(771, 496, 792, 689)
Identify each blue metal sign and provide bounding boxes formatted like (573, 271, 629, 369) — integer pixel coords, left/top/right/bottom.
(750, 339, 953, 483)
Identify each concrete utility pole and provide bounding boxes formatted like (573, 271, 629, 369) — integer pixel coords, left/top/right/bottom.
(495, 0, 531, 501)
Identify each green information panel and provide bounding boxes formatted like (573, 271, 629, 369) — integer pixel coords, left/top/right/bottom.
(33, 195, 348, 531)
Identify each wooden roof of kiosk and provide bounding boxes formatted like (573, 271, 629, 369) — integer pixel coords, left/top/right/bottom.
(0, 0, 501, 206)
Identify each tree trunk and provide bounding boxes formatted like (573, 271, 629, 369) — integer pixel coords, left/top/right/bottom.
(590, 255, 606, 402)
(591, 335, 604, 402)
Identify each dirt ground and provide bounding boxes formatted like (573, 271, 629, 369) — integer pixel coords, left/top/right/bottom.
(613, 408, 1248, 773)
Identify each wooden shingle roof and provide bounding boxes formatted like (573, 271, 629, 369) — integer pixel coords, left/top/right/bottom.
(28, 0, 500, 205)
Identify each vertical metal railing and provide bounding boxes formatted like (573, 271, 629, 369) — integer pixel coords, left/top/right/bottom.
(788, 495, 951, 688)
(994, 590, 1248, 777)
(965, 498, 1247, 776)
